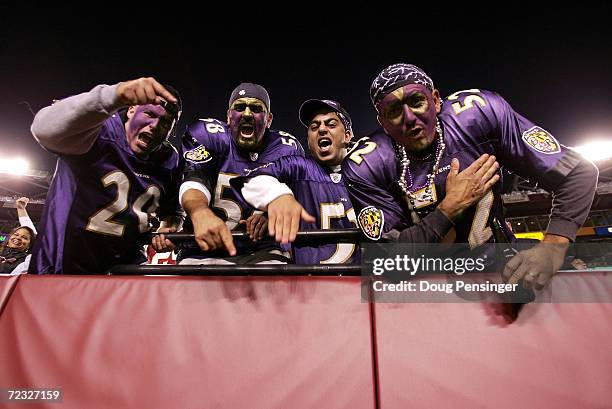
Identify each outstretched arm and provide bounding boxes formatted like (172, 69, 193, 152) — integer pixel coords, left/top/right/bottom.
(180, 186, 237, 256)
(503, 157, 598, 289)
(234, 159, 314, 244)
(31, 77, 177, 155)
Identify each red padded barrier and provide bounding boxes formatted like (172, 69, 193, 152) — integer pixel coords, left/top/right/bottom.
(0, 275, 375, 409)
(2, 272, 611, 408)
(0, 275, 20, 316)
(373, 272, 612, 408)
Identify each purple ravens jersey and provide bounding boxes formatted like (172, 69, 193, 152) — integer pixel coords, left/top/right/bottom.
(31, 115, 182, 274)
(233, 156, 360, 265)
(343, 89, 581, 246)
(181, 118, 305, 259)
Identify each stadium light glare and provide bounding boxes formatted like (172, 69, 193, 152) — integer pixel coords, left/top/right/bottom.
(0, 158, 30, 175)
(573, 140, 612, 162)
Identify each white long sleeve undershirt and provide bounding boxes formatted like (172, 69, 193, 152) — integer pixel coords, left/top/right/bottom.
(241, 175, 293, 211)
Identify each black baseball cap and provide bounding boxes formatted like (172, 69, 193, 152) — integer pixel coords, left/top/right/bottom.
(229, 82, 271, 111)
(299, 99, 352, 132)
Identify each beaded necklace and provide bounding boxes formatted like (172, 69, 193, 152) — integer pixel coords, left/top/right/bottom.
(397, 118, 445, 224)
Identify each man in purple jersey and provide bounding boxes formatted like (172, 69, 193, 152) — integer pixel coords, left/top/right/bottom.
(232, 99, 356, 264)
(30, 77, 184, 274)
(179, 83, 305, 264)
(233, 98, 499, 265)
(343, 63, 598, 289)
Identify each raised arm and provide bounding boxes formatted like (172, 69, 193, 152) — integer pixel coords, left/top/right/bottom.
(31, 83, 123, 155)
(31, 77, 177, 155)
(16, 197, 36, 234)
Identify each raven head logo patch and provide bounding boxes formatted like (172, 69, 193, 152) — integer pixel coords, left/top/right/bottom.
(358, 206, 384, 240)
(184, 145, 212, 163)
(522, 126, 560, 154)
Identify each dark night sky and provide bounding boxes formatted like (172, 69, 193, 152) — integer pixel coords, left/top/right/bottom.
(1, 8, 611, 173)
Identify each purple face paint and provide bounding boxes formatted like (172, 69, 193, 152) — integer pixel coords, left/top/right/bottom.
(376, 84, 439, 153)
(227, 97, 269, 150)
(125, 104, 174, 156)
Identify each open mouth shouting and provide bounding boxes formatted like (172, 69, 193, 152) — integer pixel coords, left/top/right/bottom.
(317, 137, 333, 155)
(140, 131, 152, 144)
(239, 121, 255, 139)
(136, 132, 157, 151)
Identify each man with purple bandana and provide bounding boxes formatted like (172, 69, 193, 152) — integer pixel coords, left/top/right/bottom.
(231, 99, 360, 265)
(343, 63, 598, 289)
(30, 77, 184, 274)
(179, 83, 305, 264)
(233, 97, 499, 265)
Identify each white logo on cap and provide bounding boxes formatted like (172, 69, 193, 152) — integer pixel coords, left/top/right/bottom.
(239, 90, 246, 96)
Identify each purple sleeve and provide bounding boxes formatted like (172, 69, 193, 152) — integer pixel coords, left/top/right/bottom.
(482, 91, 597, 240)
(342, 136, 406, 235)
(280, 130, 306, 157)
(270, 129, 306, 159)
(181, 121, 223, 194)
(229, 156, 307, 200)
(253, 156, 306, 186)
(479, 90, 580, 190)
(293, 137, 306, 157)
